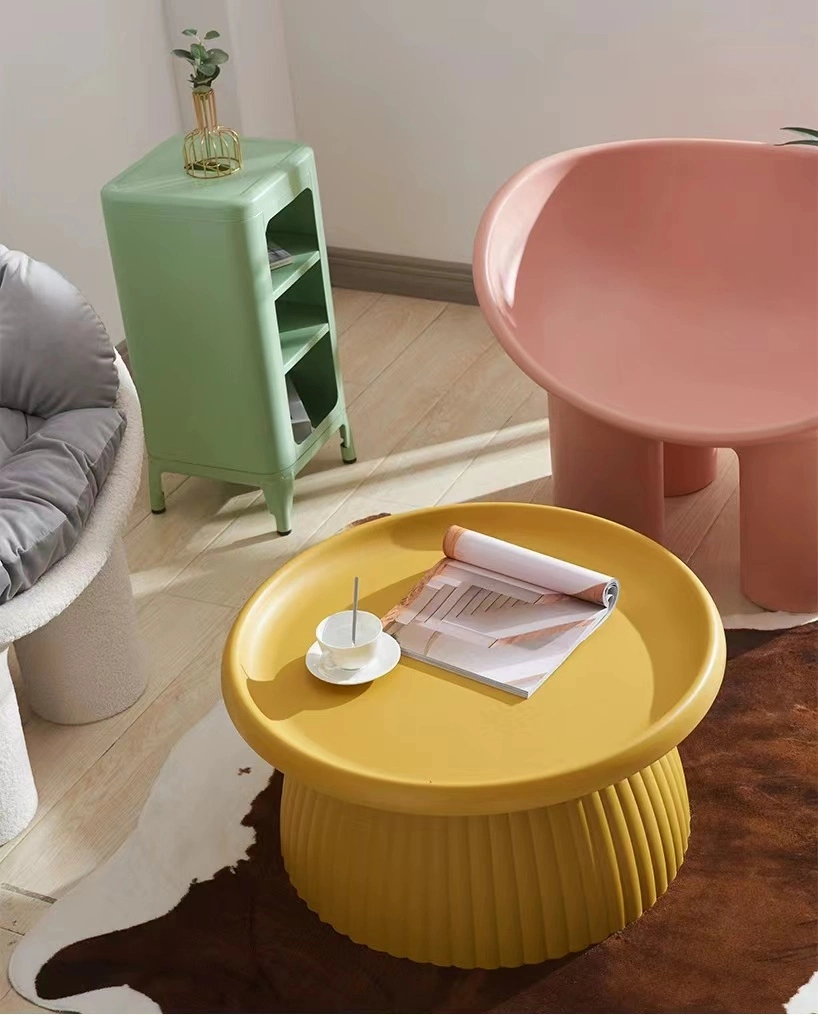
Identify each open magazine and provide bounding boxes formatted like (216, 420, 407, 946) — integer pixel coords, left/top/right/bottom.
(382, 526, 619, 698)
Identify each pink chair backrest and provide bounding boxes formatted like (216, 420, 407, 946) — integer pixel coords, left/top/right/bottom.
(473, 138, 818, 441)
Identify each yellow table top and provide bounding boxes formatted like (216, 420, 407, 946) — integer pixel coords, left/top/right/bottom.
(222, 504, 725, 815)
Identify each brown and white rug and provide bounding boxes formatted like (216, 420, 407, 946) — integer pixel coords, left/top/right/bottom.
(9, 623, 818, 1014)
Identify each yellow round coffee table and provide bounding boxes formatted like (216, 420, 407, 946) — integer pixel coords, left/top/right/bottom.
(222, 503, 725, 968)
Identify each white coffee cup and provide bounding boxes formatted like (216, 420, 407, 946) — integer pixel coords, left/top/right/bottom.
(316, 610, 382, 670)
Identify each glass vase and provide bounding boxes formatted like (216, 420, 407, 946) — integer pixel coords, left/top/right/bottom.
(182, 88, 242, 179)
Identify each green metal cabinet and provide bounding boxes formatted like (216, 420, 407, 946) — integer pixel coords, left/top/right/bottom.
(101, 137, 355, 535)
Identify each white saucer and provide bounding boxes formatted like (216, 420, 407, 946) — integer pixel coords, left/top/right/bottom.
(306, 632, 401, 686)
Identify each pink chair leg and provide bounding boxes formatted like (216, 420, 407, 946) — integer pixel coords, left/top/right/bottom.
(549, 394, 664, 541)
(737, 431, 818, 613)
(663, 445, 718, 497)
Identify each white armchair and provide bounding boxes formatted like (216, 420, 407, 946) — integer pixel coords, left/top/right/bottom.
(0, 248, 145, 844)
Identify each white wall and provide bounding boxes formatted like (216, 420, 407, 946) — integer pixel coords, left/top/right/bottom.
(226, 0, 295, 139)
(282, 0, 818, 262)
(0, 0, 181, 346)
(4, 0, 813, 332)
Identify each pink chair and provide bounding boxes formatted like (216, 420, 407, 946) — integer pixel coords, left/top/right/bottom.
(474, 139, 818, 613)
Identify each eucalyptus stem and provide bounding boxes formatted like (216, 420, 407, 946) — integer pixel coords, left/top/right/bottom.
(171, 28, 229, 92)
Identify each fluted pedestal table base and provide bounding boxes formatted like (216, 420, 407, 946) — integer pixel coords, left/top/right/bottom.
(281, 747, 689, 969)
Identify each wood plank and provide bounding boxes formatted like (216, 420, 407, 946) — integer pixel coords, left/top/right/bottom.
(664, 449, 738, 563)
(687, 489, 757, 618)
(337, 293, 445, 405)
(440, 387, 551, 505)
(331, 288, 380, 334)
(0, 985, 45, 1012)
(0, 629, 229, 899)
(348, 303, 496, 463)
(360, 343, 539, 507)
(306, 491, 427, 547)
(467, 474, 554, 506)
(0, 595, 235, 875)
(0, 887, 51, 935)
(125, 477, 260, 603)
(0, 930, 19, 1003)
(164, 449, 380, 609)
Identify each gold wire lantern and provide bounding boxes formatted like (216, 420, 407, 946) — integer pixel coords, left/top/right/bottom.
(183, 89, 242, 179)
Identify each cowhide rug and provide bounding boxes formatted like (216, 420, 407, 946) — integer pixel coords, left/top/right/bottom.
(9, 623, 817, 1014)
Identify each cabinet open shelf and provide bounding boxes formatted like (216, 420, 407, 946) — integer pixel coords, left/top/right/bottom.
(278, 304, 330, 371)
(268, 233, 322, 299)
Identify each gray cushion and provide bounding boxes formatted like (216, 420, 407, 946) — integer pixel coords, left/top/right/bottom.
(0, 408, 125, 603)
(0, 246, 125, 603)
(0, 245, 118, 417)
(0, 407, 43, 459)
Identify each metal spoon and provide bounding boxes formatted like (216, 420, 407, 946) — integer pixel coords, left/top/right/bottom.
(351, 576, 360, 645)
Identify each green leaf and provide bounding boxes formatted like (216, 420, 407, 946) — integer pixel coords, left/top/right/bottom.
(192, 84, 212, 94)
(781, 126, 818, 138)
(191, 63, 220, 86)
(190, 42, 206, 62)
(208, 47, 229, 64)
(204, 29, 220, 39)
(171, 48, 192, 60)
(777, 138, 818, 146)
(182, 28, 197, 36)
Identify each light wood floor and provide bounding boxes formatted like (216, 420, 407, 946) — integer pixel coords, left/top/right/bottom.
(0, 289, 753, 1011)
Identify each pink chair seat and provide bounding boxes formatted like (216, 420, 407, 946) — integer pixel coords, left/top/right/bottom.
(475, 139, 818, 613)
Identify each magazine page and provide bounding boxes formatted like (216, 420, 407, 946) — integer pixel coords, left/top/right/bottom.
(383, 540, 618, 698)
(443, 526, 619, 608)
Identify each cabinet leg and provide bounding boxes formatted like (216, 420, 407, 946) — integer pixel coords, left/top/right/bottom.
(263, 476, 295, 536)
(340, 420, 357, 464)
(148, 460, 165, 514)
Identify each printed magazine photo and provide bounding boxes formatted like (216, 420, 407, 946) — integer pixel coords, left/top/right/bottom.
(383, 526, 619, 697)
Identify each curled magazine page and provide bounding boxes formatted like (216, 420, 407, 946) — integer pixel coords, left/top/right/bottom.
(443, 525, 619, 607)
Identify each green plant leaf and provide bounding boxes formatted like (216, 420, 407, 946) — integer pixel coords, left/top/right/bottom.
(204, 30, 220, 39)
(781, 126, 818, 138)
(777, 138, 818, 146)
(182, 28, 197, 36)
(190, 42, 206, 62)
(172, 48, 193, 60)
(193, 63, 220, 77)
(208, 47, 229, 64)
(192, 84, 211, 94)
